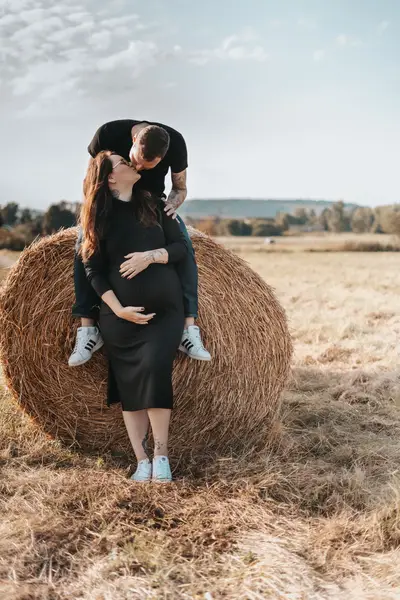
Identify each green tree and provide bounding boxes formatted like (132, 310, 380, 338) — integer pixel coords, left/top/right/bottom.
(42, 201, 76, 234)
(293, 207, 308, 225)
(19, 208, 33, 224)
(1, 202, 19, 226)
(226, 219, 253, 236)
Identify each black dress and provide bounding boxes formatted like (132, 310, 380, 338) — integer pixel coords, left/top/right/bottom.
(83, 197, 187, 411)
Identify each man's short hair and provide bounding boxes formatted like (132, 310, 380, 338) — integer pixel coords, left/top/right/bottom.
(138, 125, 170, 161)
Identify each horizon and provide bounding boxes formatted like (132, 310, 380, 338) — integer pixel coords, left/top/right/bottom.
(1, 0, 399, 209)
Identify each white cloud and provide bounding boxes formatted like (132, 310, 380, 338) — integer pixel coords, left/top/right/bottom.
(313, 49, 325, 62)
(19, 8, 46, 23)
(336, 34, 363, 48)
(191, 33, 269, 66)
(97, 40, 159, 72)
(377, 20, 390, 35)
(11, 16, 64, 42)
(0, 0, 177, 114)
(89, 30, 112, 51)
(66, 12, 90, 23)
(100, 15, 139, 28)
(297, 17, 317, 30)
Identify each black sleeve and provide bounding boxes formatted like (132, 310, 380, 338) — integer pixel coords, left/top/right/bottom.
(170, 131, 188, 173)
(161, 211, 188, 263)
(88, 122, 112, 158)
(83, 240, 112, 297)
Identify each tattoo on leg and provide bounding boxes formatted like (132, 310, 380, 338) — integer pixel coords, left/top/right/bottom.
(141, 432, 150, 458)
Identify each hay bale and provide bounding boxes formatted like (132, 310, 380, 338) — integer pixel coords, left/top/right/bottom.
(0, 227, 292, 458)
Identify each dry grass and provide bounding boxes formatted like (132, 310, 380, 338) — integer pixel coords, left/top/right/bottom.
(1, 245, 400, 598)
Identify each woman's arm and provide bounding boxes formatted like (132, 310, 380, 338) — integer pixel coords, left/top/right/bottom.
(149, 210, 188, 264)
(83, 242, 123, 316)
(84, 242, 154, 324)
(120, 211, 188, 279)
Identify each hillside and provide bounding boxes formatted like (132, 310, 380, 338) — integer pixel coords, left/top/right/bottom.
(179, 198, 360, 219)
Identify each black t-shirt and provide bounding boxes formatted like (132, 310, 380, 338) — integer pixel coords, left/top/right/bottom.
(88, 119, 188, 197)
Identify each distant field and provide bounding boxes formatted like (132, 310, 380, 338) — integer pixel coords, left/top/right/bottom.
(1, 243, 400, 598)
(217, 231, 396, 251)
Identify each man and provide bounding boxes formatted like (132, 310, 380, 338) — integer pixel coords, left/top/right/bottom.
(69, 119, 211, 367)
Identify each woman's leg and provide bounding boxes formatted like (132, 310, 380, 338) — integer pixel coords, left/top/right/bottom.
(122, 410, 150, 461)
(147, 409, 171, 457)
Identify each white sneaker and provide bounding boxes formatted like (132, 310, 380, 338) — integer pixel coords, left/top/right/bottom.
(68, 326, 104, 367)
(179, 325, 211, 361)
(152, 456, 172, 483)
(131, 458, 152, 482)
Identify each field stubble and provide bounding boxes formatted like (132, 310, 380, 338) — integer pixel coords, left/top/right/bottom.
(1, 247, 400, 599)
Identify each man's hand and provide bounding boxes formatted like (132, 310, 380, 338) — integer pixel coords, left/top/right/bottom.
(163, 197, 179, 219)
(120, 252, 150, 279)
(117, 306, 155, 324)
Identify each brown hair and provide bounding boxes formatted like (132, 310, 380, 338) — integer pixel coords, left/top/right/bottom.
(80, 151, 159, 260)
(138, 125, 170, 161)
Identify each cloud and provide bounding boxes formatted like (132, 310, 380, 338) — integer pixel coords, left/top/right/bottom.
(377, 20, 390, 35)
(0, 0, 180, 114)
(297, 17, 317, 30)
(336, 34, 363, 48)
(190, 33, 269, 66)
(313, 49, 325, 62)
(97, 41, 159, 72)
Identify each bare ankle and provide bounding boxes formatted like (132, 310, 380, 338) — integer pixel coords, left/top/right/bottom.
(81, 318, 95, 327)
(184, 317, 195, 329)
(153, 439, 168, 457)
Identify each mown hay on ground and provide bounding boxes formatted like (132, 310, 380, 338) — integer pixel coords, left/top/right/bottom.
(0, 227, 292, 459)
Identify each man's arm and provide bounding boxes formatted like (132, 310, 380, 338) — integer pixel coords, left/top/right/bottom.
(164, 170, 187, 218)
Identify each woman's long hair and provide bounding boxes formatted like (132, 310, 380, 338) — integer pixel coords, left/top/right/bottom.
(79, 151, 159, 260)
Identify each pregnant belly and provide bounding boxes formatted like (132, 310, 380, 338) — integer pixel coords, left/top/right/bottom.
(106, 264, 182, 313)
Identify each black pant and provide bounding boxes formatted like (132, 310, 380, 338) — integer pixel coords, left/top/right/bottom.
(72, 217, 199, 320)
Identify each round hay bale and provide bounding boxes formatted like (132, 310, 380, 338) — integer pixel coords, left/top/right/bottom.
(0, 227, 292, 458)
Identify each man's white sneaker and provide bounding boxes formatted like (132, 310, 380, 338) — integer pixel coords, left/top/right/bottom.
(179, 325, 211, 361)
(131, 458, 152, 482)
(68, 326, 104, 367)
(152, 456, 172, 483)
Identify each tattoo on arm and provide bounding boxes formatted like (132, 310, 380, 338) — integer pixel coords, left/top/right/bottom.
(171, 170, 187, 192)
(145, 249, 168, 264)
(167, 170, 187, 209)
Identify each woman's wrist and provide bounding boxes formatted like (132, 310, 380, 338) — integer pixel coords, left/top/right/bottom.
(144, 249, 168, 264)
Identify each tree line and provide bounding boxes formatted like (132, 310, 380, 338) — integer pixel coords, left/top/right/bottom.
(189, 201, 400, 237)
(1, 200, 400, 250)
(0, 201, 79, 250)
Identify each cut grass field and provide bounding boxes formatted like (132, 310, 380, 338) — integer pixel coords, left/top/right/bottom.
(1, 242, 400, 599)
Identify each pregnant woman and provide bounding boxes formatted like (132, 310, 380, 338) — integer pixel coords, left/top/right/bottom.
(80, 151, 188, 483)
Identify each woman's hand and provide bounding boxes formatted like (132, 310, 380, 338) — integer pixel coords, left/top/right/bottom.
(120, 252, 150, 279)
(117, 306, 155, 324)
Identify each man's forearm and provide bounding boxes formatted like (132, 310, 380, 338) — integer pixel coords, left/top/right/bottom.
(167, 188, 187, 209)
(167, 170, 187, 209)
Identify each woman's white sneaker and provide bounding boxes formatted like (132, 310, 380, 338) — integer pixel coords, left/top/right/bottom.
(179, 326, 211, 361)
(152, 456, 172, 483)
(131, 458, 152, 482)
(68, 326, 103, 367)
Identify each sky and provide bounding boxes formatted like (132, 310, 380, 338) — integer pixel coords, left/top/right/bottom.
(0, 0, 399, 210)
